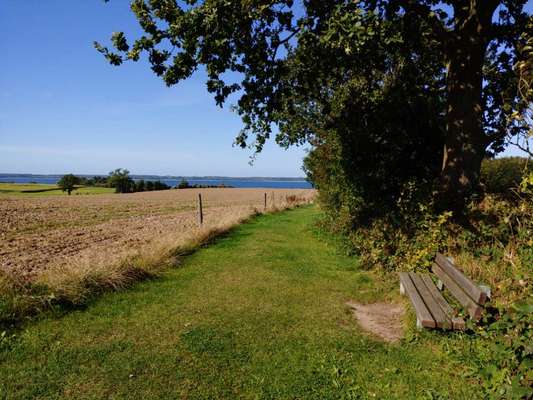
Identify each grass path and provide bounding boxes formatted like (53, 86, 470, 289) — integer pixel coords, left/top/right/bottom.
(0, 207, 478, 399)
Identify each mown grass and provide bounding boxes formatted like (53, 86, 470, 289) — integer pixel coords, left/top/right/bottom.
(0, 207, 480, 399)
(0, 183, 114, 196)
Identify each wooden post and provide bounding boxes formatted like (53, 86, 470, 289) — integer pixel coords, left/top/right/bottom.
(197, 193, 203, 225)
(264, 192, 267, 210)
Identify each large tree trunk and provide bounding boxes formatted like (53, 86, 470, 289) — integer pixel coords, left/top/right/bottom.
(438, 2, 498, 214)
(438, 39, 487, 213)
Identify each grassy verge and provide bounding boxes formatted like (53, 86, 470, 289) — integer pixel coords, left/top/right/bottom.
(0, 206, 480, 399)
(0, 199, 310, 327)
(0, 183, 114, 196)
(0, 215, 254, 326)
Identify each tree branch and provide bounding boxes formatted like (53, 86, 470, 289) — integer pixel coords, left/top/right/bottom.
(271, 27, 301, 62)
(488, 22, 515, 41)
(400, 1, 451, 44)
(451, 0, 501, 35)
(508, 137, 533, 157)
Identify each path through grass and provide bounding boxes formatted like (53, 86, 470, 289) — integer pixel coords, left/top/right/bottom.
(0, 207, 478, 399)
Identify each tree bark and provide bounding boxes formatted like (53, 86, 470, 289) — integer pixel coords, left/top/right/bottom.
(438, 40, 486, 212)
(437, 2, 499, 214)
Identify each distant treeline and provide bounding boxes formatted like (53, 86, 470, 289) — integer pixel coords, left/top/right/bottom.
(58, 170, 232, 195)
(78, 176, 109, 187)
(59, 169, 172, 194)
(177, 179, 233, 189)
(97, 169, 172, 193)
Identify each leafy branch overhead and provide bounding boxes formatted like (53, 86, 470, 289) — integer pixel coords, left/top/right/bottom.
(97, 0, 300, 141)
(97, 1, 532, 213)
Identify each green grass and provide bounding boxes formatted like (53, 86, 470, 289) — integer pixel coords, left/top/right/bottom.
(0, 183, 114, 196)
(0, 207, 479, 399)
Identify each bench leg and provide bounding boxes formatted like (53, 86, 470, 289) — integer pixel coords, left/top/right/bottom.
(416, 318, 423, 330)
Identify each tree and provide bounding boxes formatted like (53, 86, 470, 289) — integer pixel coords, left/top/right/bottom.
(388, 1, 531, 210)
(153, 180, 170, 190)
(177, 179, 190, 189)
(97, 1, 531, 213)
(108, 168, 133, 193)
(135, 179, 146, 192)
(511, 17, 533, 156)
(58, 174, 81, 195)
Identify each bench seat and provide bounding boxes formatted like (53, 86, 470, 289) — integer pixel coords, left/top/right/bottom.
(399, 272, 465, 330)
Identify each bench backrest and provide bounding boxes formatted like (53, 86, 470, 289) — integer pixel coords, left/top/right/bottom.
(432, 253, 486, 320)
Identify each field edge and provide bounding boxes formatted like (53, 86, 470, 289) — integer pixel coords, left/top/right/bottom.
(0, 203, 312, 329)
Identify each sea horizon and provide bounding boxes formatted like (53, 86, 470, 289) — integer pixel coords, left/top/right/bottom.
(0, 173, 312, 189)
(0, 173, 307, 181)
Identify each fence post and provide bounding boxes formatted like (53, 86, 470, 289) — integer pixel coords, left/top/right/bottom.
(198, 193, 203, 225)
(264, 192, 267, 210)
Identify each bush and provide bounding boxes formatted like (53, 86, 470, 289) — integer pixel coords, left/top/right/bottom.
(313, 169, 533, 398)
(58, 174, 81, 195)
(135, 179, 146, 192)
(108, 168, 134, 193)
(152, 180, 170, 191)
(80, 176, 107, 187)
(480, 157, 529, 195)
(446, 303, 533, 400)
(177, 179, 190, 189)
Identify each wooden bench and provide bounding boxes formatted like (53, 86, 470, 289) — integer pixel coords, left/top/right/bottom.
(399, 253, 489, 330)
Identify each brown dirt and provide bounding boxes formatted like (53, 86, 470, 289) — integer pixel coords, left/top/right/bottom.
(0, 188, 315, 280)
(346, 301, 405, 343)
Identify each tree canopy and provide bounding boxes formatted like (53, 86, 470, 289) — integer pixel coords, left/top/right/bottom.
(97, 0, 532, 213)
(108, 168, 134, 193)
(58, 174, 81, 195)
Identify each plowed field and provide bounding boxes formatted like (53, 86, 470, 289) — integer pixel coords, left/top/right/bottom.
(0, 188, 314, 279)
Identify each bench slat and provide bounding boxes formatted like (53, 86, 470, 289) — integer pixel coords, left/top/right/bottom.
(399, 272, 435, 328)
(435, 253, 487, 305)
(432, 262, 482, 320)
(410, 273, 452, 330)
(420, 274, 465, 330)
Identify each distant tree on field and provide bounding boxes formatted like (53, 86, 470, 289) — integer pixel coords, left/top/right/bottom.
(81, 176, 107, 187)
(145, 180, 154, 191)
(177, 179, 190, 189)
(135, 179, 146, 192)
(108, 168, 133, 193)
(58, 174, 81, 195)
(153, 180, 170, 191)
(94, 176, 108, 186)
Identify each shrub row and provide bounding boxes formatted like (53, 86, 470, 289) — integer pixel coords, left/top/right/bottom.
(480, 157, 530, 195)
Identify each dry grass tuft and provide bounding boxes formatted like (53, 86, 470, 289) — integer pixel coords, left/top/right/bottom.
(0, 270, 52, 324)
(453, 250, 530, 307)
(36, 209, 259, 305)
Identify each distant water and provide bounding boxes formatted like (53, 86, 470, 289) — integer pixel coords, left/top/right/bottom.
(0, 175, 312, 189)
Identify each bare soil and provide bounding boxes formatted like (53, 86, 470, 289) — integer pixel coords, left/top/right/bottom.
(346, 301, 405, 343)
(0, 188, 314, 279)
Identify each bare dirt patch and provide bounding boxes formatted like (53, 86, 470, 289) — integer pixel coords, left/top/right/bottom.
(346, 301, 405, 343)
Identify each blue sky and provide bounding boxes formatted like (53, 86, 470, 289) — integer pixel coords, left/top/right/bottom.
(0, 1, 308, 177)
(0, 1, 530, 177)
